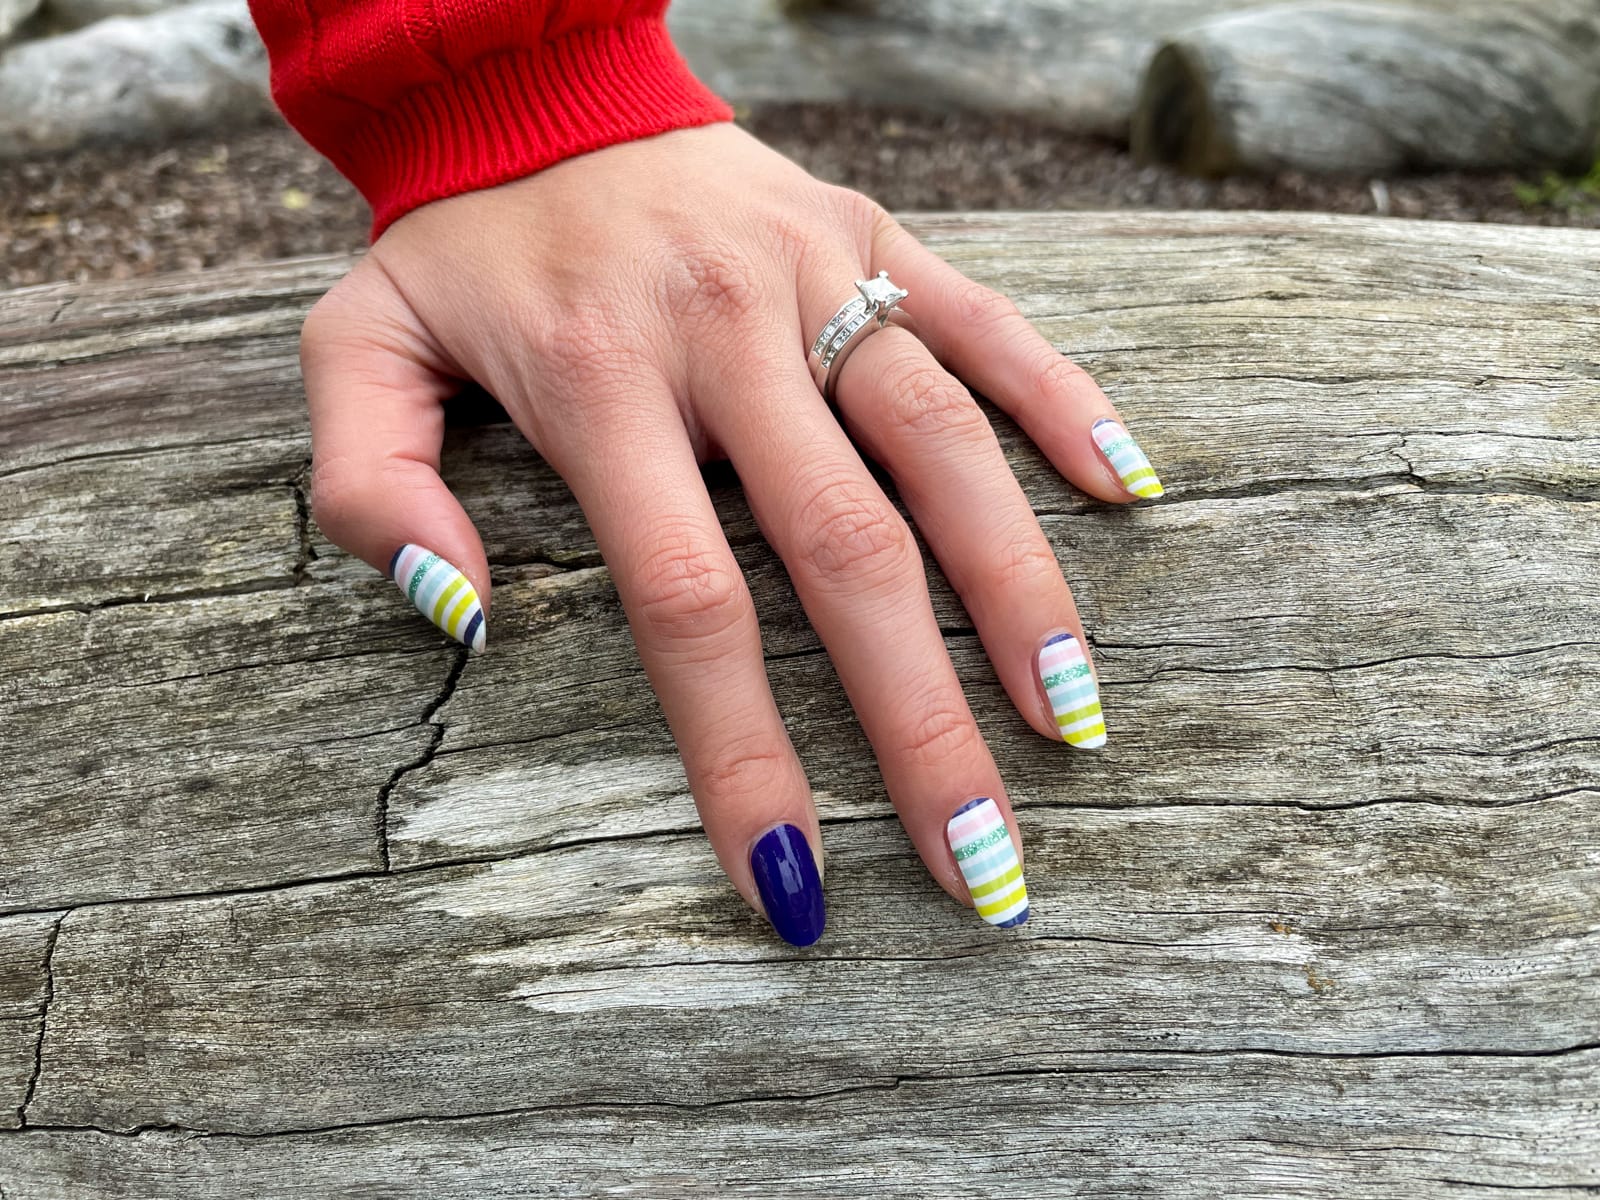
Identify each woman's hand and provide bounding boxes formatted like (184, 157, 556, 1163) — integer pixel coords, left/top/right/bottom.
(299, 122, 1164, 945)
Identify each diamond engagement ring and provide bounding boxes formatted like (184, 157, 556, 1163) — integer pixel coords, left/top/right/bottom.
(808, 271, 916, 401)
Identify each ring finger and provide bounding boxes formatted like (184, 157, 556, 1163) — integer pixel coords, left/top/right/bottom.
(830, 323, 1108, 753)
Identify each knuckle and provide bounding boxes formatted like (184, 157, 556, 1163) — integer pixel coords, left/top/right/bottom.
(764, 210, 827, 278)
(298, 288, 360, 371)
(879, 352, 987, 441)
(699, 737, 793, 800)
(661, 240, 764, 327)
(991, 530, 1062, 592)
(1034, 351, 1094, 400)
(307, 455, 362, 539)
(791, 471, 917, 590)
(824, 184, 889, 236)
(308, 456, 425, 541)
(632, 529, 750, 646)
(951, 277, 1023, 333)
(895, 702, 981, 768)
(534, 302, 618, 384)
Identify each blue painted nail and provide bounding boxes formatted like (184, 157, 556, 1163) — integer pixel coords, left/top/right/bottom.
(749, 824, 825, 947)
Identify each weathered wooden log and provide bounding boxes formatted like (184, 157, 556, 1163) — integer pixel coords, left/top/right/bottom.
(672, 0, 1269, 137)
(0, 214, 1597, 1194)
(1134, 0, 1600, 176)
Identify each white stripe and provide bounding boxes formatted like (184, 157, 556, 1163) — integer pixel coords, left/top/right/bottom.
(1059, 713, 1105, 736)
(963, 849, 1021, 888)
(414, 564, 459, 614)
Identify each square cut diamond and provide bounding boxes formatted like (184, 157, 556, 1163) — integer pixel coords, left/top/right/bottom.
(857, 272, 907, 310)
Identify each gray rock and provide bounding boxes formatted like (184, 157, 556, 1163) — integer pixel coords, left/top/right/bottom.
(0, 0, 270, 158)
(0, 0, 43, 44)
(43, 0, 187, 32)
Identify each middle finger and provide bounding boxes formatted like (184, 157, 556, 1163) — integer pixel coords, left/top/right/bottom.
(701, 315, 1027, 926)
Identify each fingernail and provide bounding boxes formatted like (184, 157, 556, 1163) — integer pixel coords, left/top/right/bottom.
(947, 797, 1029, 928)
(749, 824, 826, 947)
(389, 544, 487, 653)
(1038, 632, 1106, 749)
(1092, 417, 1165, 499)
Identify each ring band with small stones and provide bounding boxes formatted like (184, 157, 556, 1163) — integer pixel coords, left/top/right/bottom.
(807, 271, 915, 401)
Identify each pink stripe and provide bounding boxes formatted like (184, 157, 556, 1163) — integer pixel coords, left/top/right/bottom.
(395, 544, 428, 580)
(1038, 641, 1085, 672)
(948, 806, 1001, 842)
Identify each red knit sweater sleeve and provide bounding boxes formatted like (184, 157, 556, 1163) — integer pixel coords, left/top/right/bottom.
(248, 0, 734, 238)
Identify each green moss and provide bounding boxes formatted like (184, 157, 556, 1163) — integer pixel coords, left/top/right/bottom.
(1515, 159, 1600, 212)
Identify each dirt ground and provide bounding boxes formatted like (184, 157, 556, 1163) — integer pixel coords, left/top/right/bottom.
(3, 103, 1596, 290)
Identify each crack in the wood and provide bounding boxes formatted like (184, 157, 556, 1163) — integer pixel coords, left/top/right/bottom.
(1037, 473, 1597, 512)
(45, 295, 76, 326)
(110, 644, 449, 691)
(0, 433, 296, 483)
(290, 456, 314, 585)
(3, 467, 1593, 627)
(0, 577, 302, 624)
(1, 784, 1592, 922)
(1433, 1180, 1600, 1193)
(5, 1046, 1598, 1142)
(487, 550, 604, 574)
(374, 646, 470, 871)
(1098, 640, 1600, 686)
(16, 912, 67, 1128)
(1424, 734, 1600, 760)
(1024, 785, 1597, 817)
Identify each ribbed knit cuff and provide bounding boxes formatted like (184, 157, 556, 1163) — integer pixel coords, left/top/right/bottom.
(328, 17, 734, 239)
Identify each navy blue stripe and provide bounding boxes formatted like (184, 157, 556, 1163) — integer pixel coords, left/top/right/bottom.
(386, 545, 405, 580)
(952, 796, 992, 818)
(994, 905, 1030, 928)
(461, 611, 483, 648)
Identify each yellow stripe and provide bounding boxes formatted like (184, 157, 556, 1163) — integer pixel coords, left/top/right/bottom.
(1054, 701, 1103, 726)
(443, 587, 478, 638)
(976, 880, 1028, 918)
(1064, 722, 1107, 745)
(429, 575, 466, 626)
(1133, 481, 1165, 498)
(1122, 466, 1158, 485)
(969, 862, 1022, 900)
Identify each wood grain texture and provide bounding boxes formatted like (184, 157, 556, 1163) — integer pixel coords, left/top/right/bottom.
(0, 214, 1596, 1195)
(3, 1052, 1597, 1198)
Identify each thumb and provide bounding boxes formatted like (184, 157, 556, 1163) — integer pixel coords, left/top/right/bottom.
(299, 266, 491, 653)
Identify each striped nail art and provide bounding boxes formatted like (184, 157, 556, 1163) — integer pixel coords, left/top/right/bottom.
(947, 797, 1029, 928)
(1092, 417, 1165, 499)
(388, 544, 486, 653)
(1038, 632, 1106, 749)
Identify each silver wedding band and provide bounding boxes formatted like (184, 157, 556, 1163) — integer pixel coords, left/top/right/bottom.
(807, 271, 917, 401)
